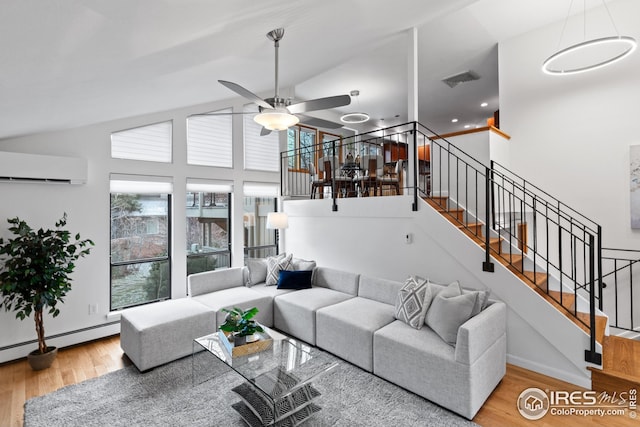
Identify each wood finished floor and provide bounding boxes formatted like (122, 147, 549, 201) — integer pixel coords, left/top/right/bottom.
(1, 335, 638, 427)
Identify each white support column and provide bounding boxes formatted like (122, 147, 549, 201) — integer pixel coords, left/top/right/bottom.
(407, 27, 419, 123)
(407, 27, 419, 197)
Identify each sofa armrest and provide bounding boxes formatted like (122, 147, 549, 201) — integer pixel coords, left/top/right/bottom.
(187, 267, 246, 296)
(454, 300, 506, 365)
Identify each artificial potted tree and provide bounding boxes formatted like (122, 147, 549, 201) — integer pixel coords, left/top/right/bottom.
(0, 214, 93, 370)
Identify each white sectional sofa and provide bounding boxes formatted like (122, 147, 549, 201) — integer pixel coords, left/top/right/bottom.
(120, 261, 506, 420)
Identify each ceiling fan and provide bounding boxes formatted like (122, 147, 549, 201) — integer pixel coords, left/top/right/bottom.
(216, 28, 351, 135)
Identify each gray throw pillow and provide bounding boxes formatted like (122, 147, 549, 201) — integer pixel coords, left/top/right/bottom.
(425, 281, 477, 345)
(245, 257, 268, 286)
(265, 253, 293, 286)
(394, 276, 432, 329)
(291, 257, 317, 271)
(463, 288, 490, 316)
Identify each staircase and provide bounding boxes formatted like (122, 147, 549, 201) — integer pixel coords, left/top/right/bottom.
(423, 193, 640, 393)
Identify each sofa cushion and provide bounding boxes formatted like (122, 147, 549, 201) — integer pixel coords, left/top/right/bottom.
(188, 267, 244, 296)
(316, 297, 395, 371)
(277, 270, 313, 290)
(273, 287, 354, 345)
(425, 281, 477, 345)
(394, 276, 432, 329)
(313, 267, 359, 295)
(266, 253, 293, 286)
(373, 320, 465, 415)
(358, 275, 404, 305)
(120, 298, 215, 372)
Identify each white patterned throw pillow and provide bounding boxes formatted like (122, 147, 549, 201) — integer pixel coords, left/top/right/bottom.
(394, 276, 433, 329)
(265, 253, 293, 286)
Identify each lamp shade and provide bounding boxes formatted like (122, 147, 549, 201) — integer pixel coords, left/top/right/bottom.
(254, 111, 299, 131)
(266, 212, 289, 229)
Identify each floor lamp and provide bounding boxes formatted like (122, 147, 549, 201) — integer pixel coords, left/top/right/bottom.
(266, 212, 289, 255)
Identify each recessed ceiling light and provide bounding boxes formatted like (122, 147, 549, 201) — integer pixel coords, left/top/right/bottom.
(451, 118, 459, 123)
(464, 125, 471, 129)
(480, 102, 488, 107)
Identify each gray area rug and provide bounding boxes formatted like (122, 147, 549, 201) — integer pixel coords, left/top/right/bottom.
(24, 348, 479, 427)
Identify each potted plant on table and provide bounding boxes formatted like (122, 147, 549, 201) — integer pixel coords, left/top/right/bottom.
(219, 307, 264, 346)
(0, 214, 94, 370)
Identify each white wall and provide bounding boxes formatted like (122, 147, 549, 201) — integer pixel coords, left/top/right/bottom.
(499, 0, 640, 249)
(0, 96, 282, 362)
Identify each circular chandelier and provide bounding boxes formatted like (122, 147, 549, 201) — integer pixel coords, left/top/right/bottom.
(542, 0, 636, 76)
(542, 35, 636, 75)
(340, 90, 370, 124)
(340, 112, 370, 124)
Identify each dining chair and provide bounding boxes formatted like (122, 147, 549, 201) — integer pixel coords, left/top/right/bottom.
(378, 159, 403, 195)
(356, 155, 383, 196)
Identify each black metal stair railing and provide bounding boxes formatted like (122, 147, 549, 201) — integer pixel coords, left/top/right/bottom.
(601, 248, 640, 333)
(413, 123, 603, 365)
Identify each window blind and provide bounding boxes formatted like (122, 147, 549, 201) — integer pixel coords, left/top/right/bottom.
(111, 121, 172, 163)
(110, 174, 173, 194)
(186, 178, 233, 193)
(243, 182, 279, 197)
(243, 104, 280, 172)
(187, 109, 233, 167)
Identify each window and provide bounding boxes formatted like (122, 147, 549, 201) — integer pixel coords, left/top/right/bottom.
(243, 183, 278, 259)
(187, 109, 233, 168)
(186, 180, 233, 275)
(287, 125, 316, 171)
(111, 121, 172, 163)
(322, 132, 343, 160)
(110, 178, 172, 310)
(244, 104, 280, 172)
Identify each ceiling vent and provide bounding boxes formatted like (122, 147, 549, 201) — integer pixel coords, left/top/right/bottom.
(441, 70, 480, 88)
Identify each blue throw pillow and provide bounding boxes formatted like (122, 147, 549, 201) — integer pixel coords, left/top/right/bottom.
(277, 270, 313, 290)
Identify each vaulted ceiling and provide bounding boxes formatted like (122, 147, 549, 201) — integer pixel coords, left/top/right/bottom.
(0, 0, 616, 140)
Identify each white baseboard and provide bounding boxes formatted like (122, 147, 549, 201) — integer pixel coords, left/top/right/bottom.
(0, 322, 120, 364)
(507, 353, 591, 389)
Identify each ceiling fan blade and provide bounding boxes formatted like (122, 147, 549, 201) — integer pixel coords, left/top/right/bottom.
(218, 80, 273, 110)
(287, 94, 351, 114)
(298, 115, 343, 130)
(260, 127, 272, 136)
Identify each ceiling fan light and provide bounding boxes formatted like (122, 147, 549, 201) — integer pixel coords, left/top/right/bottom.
(254, 111, 299, 130)
(340, 112, 370, 124)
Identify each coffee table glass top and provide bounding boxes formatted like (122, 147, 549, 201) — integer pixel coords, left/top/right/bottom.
(193, 328, 338, 400)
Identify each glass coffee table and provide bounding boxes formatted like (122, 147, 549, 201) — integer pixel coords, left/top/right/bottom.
(192, 327, 338, 426)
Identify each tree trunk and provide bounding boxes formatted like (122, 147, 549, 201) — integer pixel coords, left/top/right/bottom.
(34, 309, 46, 354)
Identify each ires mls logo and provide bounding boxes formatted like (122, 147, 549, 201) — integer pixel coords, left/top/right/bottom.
(518, 388, 550, 420)
(518, 387, 637, 420)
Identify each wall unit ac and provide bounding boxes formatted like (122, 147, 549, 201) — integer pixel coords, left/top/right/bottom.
(0, 151, 87, 184)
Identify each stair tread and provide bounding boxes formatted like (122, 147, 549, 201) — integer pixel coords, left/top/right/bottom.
(589, 366, 640, 386)
(521, 270, 548, 286)
(547, 290, 576, 310)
